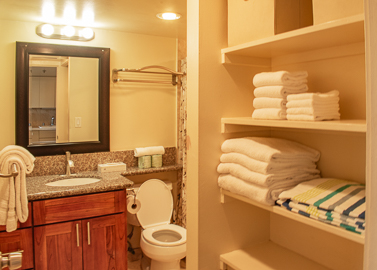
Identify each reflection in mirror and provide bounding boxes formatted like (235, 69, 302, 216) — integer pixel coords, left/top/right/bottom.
(16, 42, 110, 156)
(28, 55, 99, 145)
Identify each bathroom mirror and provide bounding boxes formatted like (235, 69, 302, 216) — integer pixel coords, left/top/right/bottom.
(16, 42, 110, 156)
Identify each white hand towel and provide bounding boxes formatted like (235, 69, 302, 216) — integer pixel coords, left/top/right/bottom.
(0, 145, 35, 232)
(287, 90, 339, 101)
(220, 152, 317, 175)
(134, 146, 165, 157)
(286, 106, 340, 116)
(287, 113, 340, 121)
(252, 108, 287, 120)
(217, 162, 320, 187)
(218, 174, 289, 205)
(221, 137, 320, 163)
(253, 98, 287, 109)
(286, 98, 339, 108)
(254, 85, 309, 98)
(253, 71, 308, 87)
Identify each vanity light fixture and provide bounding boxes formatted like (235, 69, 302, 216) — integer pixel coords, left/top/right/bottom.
(36, 23, 95, 41)
(156, 12, 181, 20)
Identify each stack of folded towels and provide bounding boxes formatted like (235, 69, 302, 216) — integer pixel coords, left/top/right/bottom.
(277, 178, 365, 234)
(217, 137, 321, 205)
(286, 90, 340, 121)
(252, 71, 309, 120)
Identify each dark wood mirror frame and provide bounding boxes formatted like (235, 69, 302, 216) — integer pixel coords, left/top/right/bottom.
(16, 42, 110, 156)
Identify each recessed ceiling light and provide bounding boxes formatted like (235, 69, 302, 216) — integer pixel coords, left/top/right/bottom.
(156, 12, 181, 20)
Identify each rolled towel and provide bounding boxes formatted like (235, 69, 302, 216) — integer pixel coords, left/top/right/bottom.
(286, 99, 339, 108)
(221, 137, 320, 163)
(217, 162, 320, 187)
(253, 97, 287, 109)
(253, 71, 308, 87)
(134, 146, 165, 157)
(220, 152, 317, 175)
(252, 108, 287, 120)
(254, 85, 309, 98)
(287, 113, 340, 121)
(286, 106, 339, 116)
(218, 174, 291, 205)
(0, 145, 35, 232)
(287, 90, 339, 101)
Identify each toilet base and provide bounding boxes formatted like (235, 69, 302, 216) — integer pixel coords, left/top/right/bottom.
(151, 259, 180, 270)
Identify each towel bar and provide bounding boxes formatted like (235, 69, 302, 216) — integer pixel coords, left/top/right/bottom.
(0, 164, 19, 178)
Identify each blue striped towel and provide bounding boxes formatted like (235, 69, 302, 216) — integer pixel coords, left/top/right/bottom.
(276, 199, 365, 234)
(277, 178, 365, 234)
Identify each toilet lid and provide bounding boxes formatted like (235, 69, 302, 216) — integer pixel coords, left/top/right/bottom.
(136, 179, 173, 229)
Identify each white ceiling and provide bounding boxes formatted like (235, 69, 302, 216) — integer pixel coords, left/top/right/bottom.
(0, 0, 187, 39)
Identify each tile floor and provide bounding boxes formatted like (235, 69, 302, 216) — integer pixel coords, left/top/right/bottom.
(127, 251, 186, 270)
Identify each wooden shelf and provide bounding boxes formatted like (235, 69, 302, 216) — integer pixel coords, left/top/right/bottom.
(220, 189, 365, 245)
(221, 14, 364, 66)
(221, 117, 366, 133)
(220, 241, 330, 270)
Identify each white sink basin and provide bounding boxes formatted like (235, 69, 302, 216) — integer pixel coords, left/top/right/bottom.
(45, 178, 100, 187)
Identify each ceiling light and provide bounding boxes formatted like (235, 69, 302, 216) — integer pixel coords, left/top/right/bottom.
(36, 23, 95, 41)
(156, 12, 181, 20)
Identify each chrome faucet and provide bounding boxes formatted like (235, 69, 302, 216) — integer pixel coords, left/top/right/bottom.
(65, 151, 75, 176)
(51, 116, 55, 126)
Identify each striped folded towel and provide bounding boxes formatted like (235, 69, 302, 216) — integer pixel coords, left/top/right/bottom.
(278, 178, 365, 220)
(276, 199, 365, 235)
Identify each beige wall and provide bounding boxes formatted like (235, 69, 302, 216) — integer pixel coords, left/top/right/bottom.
(187, 1, 271, 269)
(0, 19, 177, 151)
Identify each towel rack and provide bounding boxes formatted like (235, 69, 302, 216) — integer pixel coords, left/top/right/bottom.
(112, 65, 185, 86)
(0, 164, 18, 178)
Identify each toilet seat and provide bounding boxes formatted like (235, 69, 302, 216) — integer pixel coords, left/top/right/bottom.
(136, 179, 173, 229)
(142, 224, 186, 247)
(136, 179, 187, 247)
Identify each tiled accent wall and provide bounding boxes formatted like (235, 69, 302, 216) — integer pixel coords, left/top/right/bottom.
(29, 147, 177, 177)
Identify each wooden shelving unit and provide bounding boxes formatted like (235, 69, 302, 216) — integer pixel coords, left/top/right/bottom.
(221, 118, 366, 133)
(219, 14, 366, 270)
(220, 189, 364, 245)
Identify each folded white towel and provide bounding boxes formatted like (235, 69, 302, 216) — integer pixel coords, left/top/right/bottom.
(221, 137, 320, 163)
(252, 108, 287, 120)
(253, 98, 287, 109)
(0, 145, 35, 232)
(254, 85, 309, 98)
(287, 90, 339, 101)
(220, 152, 317, 174)
(286, 99, 339, 108)
(134, 146, 165, 157)
(217, 162, 320, 187)
(286, 106, 339, 116)
(253, 71, 308, 87)
(287, 113, 341, 121)
(218, 174, 290, 205)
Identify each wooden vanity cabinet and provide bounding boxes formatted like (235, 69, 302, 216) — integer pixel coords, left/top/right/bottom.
(0, 203, 33, 270)
(33, 190, 127, 270)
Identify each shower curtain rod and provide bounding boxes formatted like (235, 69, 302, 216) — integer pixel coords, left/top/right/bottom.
(112, 65, 185, 86)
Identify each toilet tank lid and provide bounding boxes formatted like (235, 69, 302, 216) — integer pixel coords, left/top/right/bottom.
(136, 179, 173, 229)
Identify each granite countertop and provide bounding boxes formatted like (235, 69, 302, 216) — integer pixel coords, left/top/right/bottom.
(26, 171, 134, 201)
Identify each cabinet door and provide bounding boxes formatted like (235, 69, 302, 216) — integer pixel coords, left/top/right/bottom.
(0, 228, 34, 269)
(83, 214, 127, 270)
(29, 77, 40, 108)
(39, 77, 56, 108)
(34, 221, 83, 270)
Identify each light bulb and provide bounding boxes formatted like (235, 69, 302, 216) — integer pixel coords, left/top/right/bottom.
(62, 25, 75, 37)
(41, 24, 54, 36)
(81, 28, 94, 39)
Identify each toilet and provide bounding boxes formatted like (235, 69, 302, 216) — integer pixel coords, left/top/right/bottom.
(135, 179, 186, 270)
